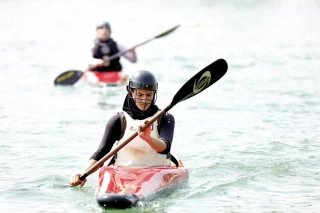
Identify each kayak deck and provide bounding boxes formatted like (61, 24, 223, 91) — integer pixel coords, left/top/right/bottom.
(96, 163, 189, 209)
(81, 71, 126, 87)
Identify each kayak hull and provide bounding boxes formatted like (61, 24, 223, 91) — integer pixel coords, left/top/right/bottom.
(96, 162, 188, 209)
(81, 71, 127, 87)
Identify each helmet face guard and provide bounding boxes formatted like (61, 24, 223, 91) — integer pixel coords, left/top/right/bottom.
(127, 70, 158, 109)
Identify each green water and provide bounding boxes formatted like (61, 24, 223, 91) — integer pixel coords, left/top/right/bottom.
(1, 0, 320, 212)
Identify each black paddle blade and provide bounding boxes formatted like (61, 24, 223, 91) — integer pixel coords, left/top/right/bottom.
(53, 70, 83, 86)
(155, 25, 180, 39)
(171, 58, 228, 106)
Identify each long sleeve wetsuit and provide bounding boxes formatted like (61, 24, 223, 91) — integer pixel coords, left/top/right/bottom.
(90, 113, 175, 161)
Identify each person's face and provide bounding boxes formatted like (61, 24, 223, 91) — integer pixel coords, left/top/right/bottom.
(131, 89, 154, 111)
(96, 26, 110, 41)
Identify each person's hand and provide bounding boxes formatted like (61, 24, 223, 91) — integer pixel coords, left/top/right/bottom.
(69, 174, 87, 188)
(88, 59, 105, 70)
(138, 120, 151, 141)
(129, 47, 136, 54)
(102, 56, 110, 66)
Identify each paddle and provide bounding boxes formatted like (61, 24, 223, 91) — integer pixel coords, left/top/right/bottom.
(79, 58, 228, 181)
(54, 25, 180, 86)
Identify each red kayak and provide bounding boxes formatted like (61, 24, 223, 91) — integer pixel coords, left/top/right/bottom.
(95, 161, 189, 209)
(81, 71, 127, 87)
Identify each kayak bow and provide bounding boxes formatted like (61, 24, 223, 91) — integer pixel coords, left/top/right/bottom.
(96, 161, 188, 209)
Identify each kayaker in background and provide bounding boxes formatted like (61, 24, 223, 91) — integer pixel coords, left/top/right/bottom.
(88, 21, 137, 83)
(70, 70, 176, 187)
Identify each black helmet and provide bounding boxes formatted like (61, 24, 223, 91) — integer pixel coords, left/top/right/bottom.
(127, 70, 158, 104)
(127, 70, 158, 91)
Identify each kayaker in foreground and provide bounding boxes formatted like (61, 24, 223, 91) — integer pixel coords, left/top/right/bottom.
(70, 70, 175, 187)
(88, 21, 137, 84)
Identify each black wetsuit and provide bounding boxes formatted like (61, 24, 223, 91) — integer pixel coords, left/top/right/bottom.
(92, 38, 122, 72)
(90, 112, 175, 161)
(90, 94, 175, 161)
